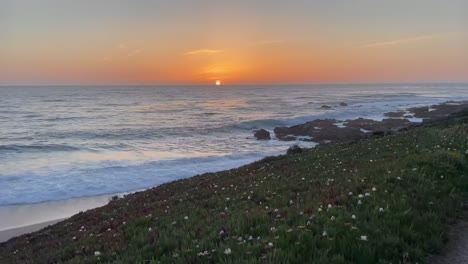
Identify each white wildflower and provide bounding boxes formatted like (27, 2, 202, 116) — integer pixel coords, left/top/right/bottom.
(224, 248, 232, 255)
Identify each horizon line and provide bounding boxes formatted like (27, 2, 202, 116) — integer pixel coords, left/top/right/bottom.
(1, 81, 467, 88)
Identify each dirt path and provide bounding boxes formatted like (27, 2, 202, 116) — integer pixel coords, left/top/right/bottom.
(428, 205, 468, 264)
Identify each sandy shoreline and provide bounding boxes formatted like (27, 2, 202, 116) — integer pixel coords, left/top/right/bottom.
(0, 219, 64, 243)
(0, 194, 116, 243)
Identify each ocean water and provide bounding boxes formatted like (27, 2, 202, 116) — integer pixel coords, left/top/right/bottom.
(1, 84, 467, 206)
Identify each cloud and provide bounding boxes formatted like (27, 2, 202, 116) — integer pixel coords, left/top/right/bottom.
(184, 49, 224, 55)
(251, 40, 285, 46)
(362, 33, 451, 48)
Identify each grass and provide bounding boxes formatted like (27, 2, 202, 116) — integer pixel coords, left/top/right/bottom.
(1, 118, 468, 263)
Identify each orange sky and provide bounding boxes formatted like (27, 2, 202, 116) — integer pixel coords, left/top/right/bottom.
(1, 1, 467, 85)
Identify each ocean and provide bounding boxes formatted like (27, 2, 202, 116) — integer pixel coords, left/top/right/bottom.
(1, 84, 467, 206)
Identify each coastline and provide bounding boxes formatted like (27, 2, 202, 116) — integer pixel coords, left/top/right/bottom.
(1, 100, 466, 245)
(1, 105, 467, 262)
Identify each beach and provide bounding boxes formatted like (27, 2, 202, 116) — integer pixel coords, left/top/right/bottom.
(0, 194, 116, 243)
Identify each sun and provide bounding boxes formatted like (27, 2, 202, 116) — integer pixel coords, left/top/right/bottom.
(215, 80, 221, 86)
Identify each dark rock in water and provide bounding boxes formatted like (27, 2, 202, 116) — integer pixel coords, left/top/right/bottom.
(280, 135, 297, 141)
(339, 102, 348, 106)
(414, 107, 468, 128)
(384, 111, 406, 118)
(320, 105, 332, 109)
(408, 101, 468, 119)
(272, 101, 468, 146)
(254, 129, 271, 140)
(274, 119, 363, 144)
(403, 115, 414, 118)
(287, 145, 303, 155)
(346, 118, 413, 132)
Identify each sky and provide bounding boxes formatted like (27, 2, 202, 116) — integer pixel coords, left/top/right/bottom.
(1, 0, 467, 85)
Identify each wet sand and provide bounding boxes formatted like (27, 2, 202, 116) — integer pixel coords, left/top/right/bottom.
(0, 194, 114, 243)
(0, 219, 64, 243)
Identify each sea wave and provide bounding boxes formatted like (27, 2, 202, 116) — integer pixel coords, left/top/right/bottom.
(0, 151, 275, 205)
(0, 144, 82, 153)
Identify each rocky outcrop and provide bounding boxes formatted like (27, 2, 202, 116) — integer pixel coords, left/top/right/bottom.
(287, 145, 303, 155)
(384, 111, 406, 118)
(346, 118, 413, 132)
(253, 129, 271, 140)
(268, 101, 468, 145)
(320, 105, 332, 110)
(274, 119, 364, 144)
(408, 101, 468, 119)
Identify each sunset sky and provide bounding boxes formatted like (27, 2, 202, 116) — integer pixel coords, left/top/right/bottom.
(1, 0, 467, 85)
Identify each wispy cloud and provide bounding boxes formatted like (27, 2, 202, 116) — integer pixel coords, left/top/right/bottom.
(362, 33, 452, 48)
(184, 49, 224, 55)
(251, 40, 285, 46)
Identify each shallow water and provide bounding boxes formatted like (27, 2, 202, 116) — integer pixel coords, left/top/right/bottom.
(1, 84, 467, 205)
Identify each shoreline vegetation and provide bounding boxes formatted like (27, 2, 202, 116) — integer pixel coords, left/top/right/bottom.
(1, 102, 468, 263)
